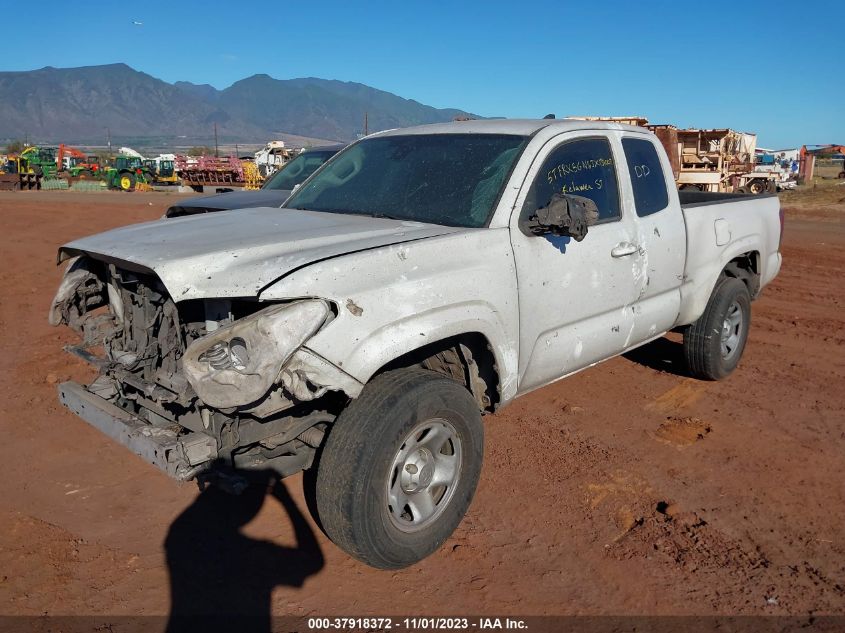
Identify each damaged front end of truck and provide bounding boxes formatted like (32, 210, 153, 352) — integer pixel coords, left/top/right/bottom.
(49, 253, 361, 488)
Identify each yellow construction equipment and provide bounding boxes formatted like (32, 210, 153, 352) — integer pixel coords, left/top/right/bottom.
(243, 161, 262, 190)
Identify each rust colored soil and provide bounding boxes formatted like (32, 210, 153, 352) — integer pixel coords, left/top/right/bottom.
(0, 190, 843, 617)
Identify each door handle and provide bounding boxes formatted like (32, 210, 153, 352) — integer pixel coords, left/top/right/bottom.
(611, 242, 639, 257)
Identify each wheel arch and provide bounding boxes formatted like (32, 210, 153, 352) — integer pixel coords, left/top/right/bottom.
(723, 251, 761, 298)
(678, 247, 762, 326)
(374, 332, 502, 413)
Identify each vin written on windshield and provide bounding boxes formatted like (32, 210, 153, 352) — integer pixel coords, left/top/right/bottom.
(285, 134, 528, 228)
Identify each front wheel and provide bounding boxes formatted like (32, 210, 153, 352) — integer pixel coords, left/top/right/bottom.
(683, 276, 751, 380)
(314, 368, 483, 569)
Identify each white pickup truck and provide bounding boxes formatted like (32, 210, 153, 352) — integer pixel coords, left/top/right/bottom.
(50, 119, 782, 569)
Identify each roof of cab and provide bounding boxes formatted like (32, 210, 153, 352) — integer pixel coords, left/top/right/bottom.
(304, 143, 347, 152)
(372, 118, 650, 137)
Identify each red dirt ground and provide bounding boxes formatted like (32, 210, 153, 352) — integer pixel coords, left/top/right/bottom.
(0, 190, 843, 619)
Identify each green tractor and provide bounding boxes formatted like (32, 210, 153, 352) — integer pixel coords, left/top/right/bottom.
(66, 155, 102, 178)
(21, 146, 59, 179)
(105, 155, 153, 191)
(0, 146, 59, 189)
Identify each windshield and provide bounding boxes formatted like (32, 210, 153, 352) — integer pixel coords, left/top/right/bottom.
(285, 134, 527, 228)
(262, 150, 337, 191)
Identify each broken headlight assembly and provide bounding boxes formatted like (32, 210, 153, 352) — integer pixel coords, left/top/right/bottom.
(198, 337, 250, 371)
(182, 300, 332, 409)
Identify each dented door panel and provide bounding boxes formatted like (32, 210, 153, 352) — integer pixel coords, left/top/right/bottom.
(508, 130, 642, 393)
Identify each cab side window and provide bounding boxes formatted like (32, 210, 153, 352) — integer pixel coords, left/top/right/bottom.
(622, 137, 668, 217)
(522, 137, 621, 223)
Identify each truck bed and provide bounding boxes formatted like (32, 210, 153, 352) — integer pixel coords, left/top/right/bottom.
(676, 189, 782, 327)
(678, 190, 777, 207)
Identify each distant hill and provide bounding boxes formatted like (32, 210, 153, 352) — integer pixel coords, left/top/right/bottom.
(0, 64, 477, 146)
(212, 75, 477, 141)
(0, 64, 264, 144)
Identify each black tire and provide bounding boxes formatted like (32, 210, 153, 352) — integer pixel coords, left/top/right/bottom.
(683, 276, 751, 380)
(736, 186, 749, 194)
(748, 179, 766, 195)
(315, 368, 483, 569)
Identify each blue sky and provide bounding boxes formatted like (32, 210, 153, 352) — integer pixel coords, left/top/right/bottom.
(5, 0, 843, 148)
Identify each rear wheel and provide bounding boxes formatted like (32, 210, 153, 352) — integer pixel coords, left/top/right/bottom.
(748, 179, 766, 195)
(684, 276, 751, 380)
(315, 368, 483, 569)
(119, 172, 136, 191)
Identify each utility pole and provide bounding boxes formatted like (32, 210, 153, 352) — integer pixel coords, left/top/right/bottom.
(214, 122, 219, 158)
(364, 112, 369, 136)
(106, 127, 111, 154)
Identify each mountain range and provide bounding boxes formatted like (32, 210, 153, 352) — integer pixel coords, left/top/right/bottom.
(0, 64, 477, 146)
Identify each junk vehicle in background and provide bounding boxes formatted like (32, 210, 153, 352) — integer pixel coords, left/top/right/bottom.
(58, 144, 101, 178)
(165, 144, 344, 218)
(0, 145, 59, 190)
(647, 125, 779, 194)
(753, 149, 799, 191)
(254, 140, 293, 178)
(143, 157, 179, 185)
(103, 155, 153, 191)
(50, 119, 782, 569)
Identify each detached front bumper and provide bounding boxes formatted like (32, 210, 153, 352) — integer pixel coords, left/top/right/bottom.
(57, 381, 216, 481)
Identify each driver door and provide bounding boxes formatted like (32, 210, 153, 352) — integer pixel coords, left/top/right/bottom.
(510, 132, 642, 393)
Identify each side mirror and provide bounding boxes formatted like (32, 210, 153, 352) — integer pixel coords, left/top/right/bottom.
(525, 193, 599, 242)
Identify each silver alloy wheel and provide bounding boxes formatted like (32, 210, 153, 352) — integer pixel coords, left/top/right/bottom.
(387, 418, 462, 533)
(720, 300, 743, 360)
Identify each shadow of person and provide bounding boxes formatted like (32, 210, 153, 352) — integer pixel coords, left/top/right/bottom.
(164, 470, 324, 633)
(622, 335, 690, 377)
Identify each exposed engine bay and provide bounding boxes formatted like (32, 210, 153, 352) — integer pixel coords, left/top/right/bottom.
(49, 254, 361, 485)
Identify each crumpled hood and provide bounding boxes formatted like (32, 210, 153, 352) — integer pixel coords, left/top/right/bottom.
(167, 189, 291, 216)
(59, 207, 463, 301)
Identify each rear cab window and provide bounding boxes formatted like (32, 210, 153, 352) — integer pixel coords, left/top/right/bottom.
(522, 137, 621, 223)
(621, 137, 669, 216)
